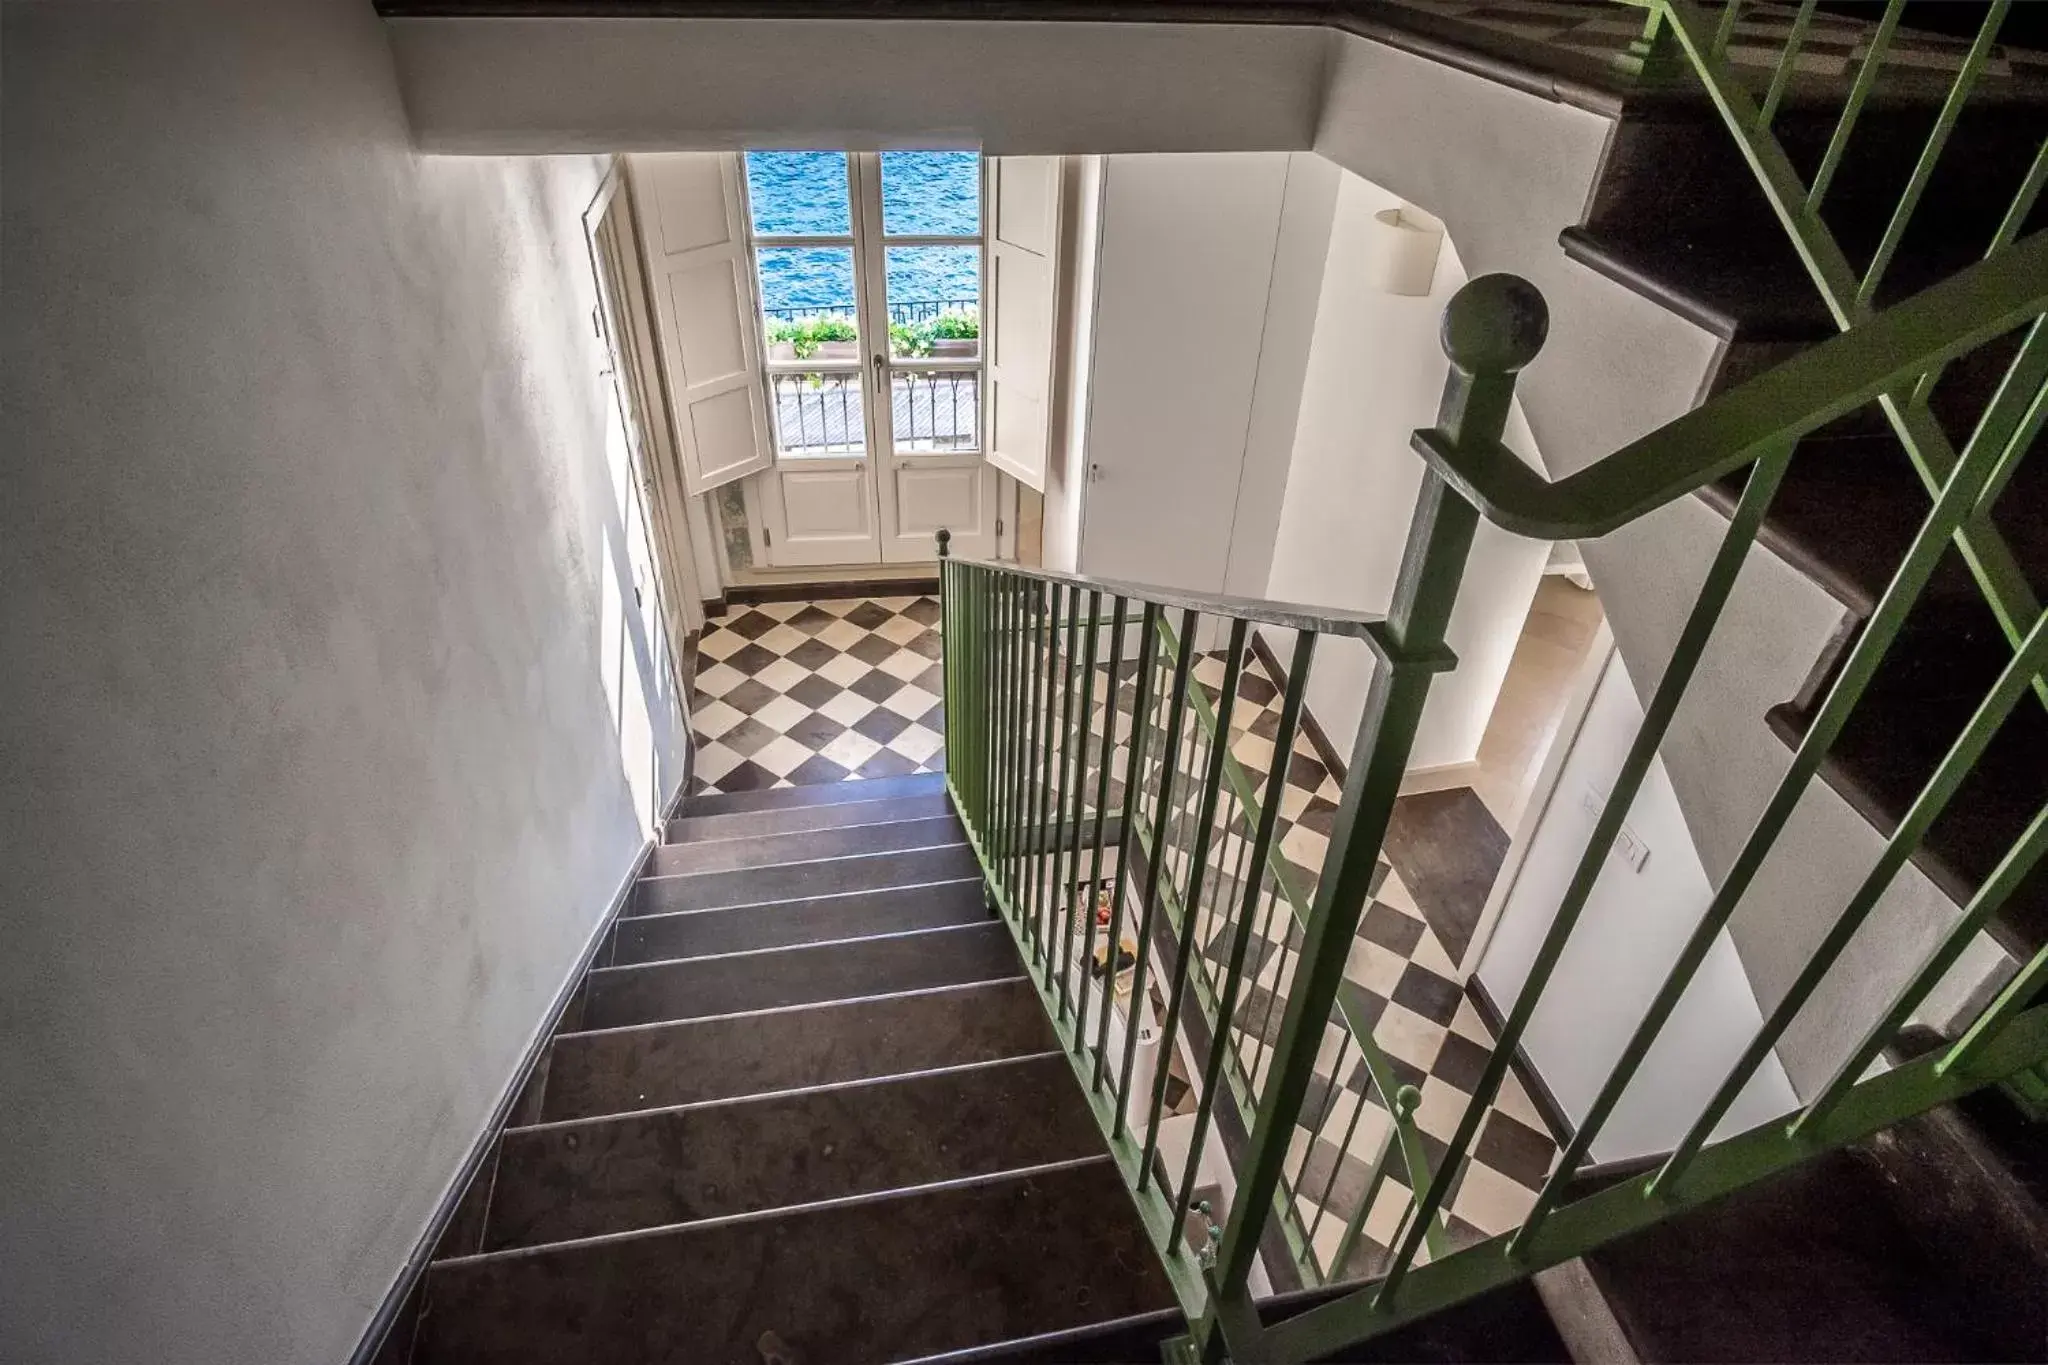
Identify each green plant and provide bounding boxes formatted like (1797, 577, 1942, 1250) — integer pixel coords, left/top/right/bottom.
(765, 315, 857, 358)
(889, 308, 980, 357)
(929, 308, 979, 340)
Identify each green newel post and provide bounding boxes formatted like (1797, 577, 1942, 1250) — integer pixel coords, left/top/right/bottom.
(1194, 275, 1549, 1361)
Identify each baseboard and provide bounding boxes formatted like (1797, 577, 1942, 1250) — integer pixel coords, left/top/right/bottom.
(1464, 976, 1577, 1150)
(676, 629, 702, 810)
(1248, 632, 1350, 784)
(347, 836, 656, 1365)
(1251, 633, 1494, 801)
(700, 595, 727, 619)
(726, 575, 940, 605)
(1398, 760, 1484, 797)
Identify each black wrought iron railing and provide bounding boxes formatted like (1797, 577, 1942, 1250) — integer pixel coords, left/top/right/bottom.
(761, 297, 977, 326)
(769, 370, 978, 454)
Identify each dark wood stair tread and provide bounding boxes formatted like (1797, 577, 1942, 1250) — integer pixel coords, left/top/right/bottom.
(610, 876, 987, 963)
(677, 771, 946, 820)
(647, 812, 964, 877)
(1577, 94, 2048, 348)
(663, 788, 955, 843)
(1578, 1118, 2048, 1363)
(484, 1053, 1101, 1251)
(580, 920, 1025, 1030)
(631, 840, 981, 915)
(412, 1159, 1176, 1365)
(539, 977, 1055, 1122)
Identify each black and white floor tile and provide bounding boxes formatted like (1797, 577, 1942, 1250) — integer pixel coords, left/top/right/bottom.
(688, 594, 946, 794)
(1108, 644, 1561, 1278)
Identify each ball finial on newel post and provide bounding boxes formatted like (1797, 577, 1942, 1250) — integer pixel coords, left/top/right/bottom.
(1439, 273, 1548, 376)
(1436, 273, 1548, 446)
(934, 527, 951, 559)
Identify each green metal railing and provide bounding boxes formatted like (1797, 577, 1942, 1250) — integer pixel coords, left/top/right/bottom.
(1630, 0, 2046, 702)
(940, 214, 2046, 1357)
(934, 527, 1451, 1307)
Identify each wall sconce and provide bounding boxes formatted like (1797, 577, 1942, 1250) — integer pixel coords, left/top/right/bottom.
(1365, 206, 1444, 296)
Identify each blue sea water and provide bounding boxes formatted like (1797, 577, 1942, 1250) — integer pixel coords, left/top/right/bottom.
(744, 151, 982, 318)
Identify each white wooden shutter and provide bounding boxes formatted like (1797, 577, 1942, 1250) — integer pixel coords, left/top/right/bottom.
(985, 157, 1062, 493)
(628, 153, 771, 495)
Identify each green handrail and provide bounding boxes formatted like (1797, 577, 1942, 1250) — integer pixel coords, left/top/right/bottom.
(936, 15, 2048, 1343)
(1409, 233, 2048, 539)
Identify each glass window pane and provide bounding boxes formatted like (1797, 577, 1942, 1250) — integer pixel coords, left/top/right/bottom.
(891, 370, 979, 453)
(745, 151, 852, 236)
(757, 246, 861, 354)
(770, 371, 866, 458)
(884, 246, 979, 360)
(881, 152, 981, 236)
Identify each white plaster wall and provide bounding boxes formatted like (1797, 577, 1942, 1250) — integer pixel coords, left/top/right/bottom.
(1478, 651, 1800, 1162)
(387, 17, 1328, 155)
(0, 3, 684, 1362)
(1583, 505, 2017, 1093)
(1314, 34, 1720, 480)
(1264, 174, 1550, 772)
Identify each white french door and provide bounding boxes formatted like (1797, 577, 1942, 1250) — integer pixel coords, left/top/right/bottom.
(746, 151, 1000, 568)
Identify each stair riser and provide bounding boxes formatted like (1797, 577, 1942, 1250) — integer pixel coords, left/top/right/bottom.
(540, 978, 1056, 1122)
(664, 791, 955, 844)
(631, 842, 981, 916)
(648, 814, 964, 877)
(610, 878, 986, 963)
(678, 771, 945, 819)
(582, 923, 1020, 1030)
(416, 1162, 1175, 1365)
(484, 1055, 1098, 1250)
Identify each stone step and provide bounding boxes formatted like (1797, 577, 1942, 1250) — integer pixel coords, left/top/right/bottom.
(541, 977, 1053, 1123)
(582, 921, 1020, 1031)
(413, 1159, 1175, 1365)
(610, 877, 986, 964)
(664, 789, 955, 844)
(483, 1053, 1097, 1251)
(678, 772, 946, 821)
(648, 813, 963, 877)
(631, 842, 981, 917)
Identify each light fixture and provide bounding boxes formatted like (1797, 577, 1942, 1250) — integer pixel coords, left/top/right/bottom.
(1366, 206, 1444, 296)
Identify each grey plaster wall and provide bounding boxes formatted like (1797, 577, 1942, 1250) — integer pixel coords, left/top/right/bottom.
(0, 3, 684, 1362)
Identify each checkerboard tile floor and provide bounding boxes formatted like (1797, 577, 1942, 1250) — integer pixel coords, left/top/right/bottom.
(687, 595, 946, 794)
(1095, 641, 1560, 1281)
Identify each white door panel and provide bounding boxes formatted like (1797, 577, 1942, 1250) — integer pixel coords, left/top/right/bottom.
(666, 262, 753, 384)
(986, 157, 1061, 493)
(759, 463, 884, 566)
(631, 153, 772, 495)
(879, 461, 993, 563)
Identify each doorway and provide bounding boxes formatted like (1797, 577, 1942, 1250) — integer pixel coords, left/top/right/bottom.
(743, 150, 998, 568)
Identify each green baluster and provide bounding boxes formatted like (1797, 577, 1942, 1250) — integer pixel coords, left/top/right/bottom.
(1201, 277, 1544, 1358)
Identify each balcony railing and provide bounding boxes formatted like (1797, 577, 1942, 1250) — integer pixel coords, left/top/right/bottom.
(761, 297, 978, 327)
(769, 370, 979, 455)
